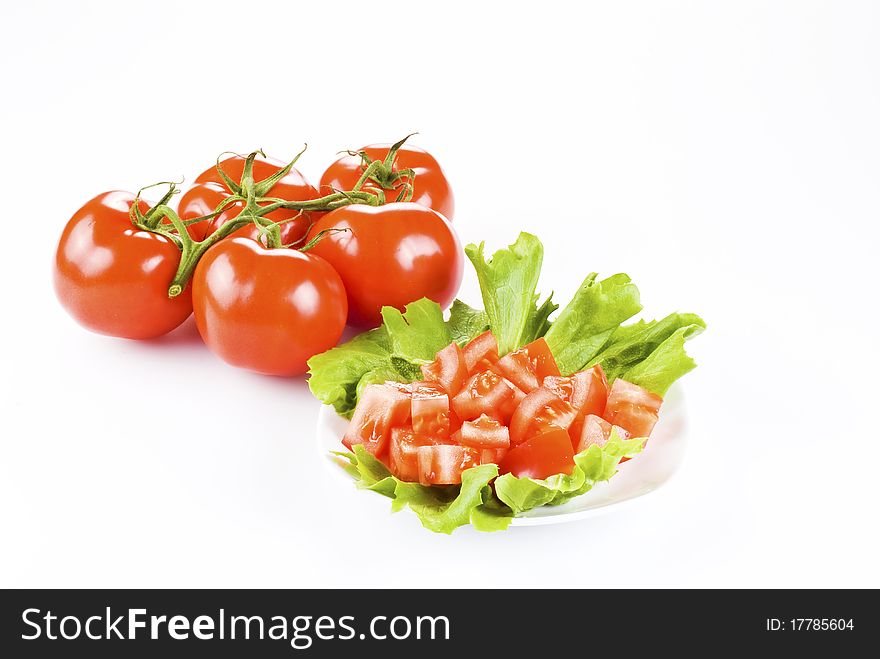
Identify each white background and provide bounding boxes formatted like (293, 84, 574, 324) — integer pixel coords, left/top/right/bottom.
(1, 0, 877, 588)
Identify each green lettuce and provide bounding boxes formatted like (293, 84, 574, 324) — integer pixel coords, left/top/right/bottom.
(544, 273, 643, 375)
(589, 312, 706, 395)
(336, 446, 513, 533)
(465, 232, 555, 355)
(446, 300, 489, 345)
(494, 431, 645, 514)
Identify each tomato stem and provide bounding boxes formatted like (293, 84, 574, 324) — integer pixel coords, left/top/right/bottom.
(143, 145, 415, 297)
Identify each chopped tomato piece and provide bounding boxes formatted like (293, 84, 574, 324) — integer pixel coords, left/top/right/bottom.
(544, 365, 609, 446)
(497, 338, 561, 392)
(410, 381, 451, 438)
(389, 427, 451, 482)
(575, 414, 630, 454)
(417, 444, 480, 485)
(479, 447, 508, 465)
(343, 382, 411, 457)
(603, 379, 662, 438)
(420, 342, 468, 395)
(451, 369, 516, 421)
(462, 330, 499, 372)
(509, 386, 577, 445)
(498, 428, 575, 479)
(459, 414, 510, 449)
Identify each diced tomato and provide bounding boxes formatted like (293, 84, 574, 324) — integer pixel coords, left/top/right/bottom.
(603, 379, 662, 438)
(410, 381, 451, 438)
(417, 444, 480, 485)
(462, 330, 499, 372)
(508, 386, 577, 445)
(343, 382, 411, 457)
(479, 447, 508, 465)
(451, 369, 516, 421)
(497, 338, 561, 392)
(459, 414, 510, 449)
(575, 414, 631, 454)
(420, 342, 468, 395)
(498, 428, 575, 479)
(389, 427, 451, 481)
(544, 365, 609, 447)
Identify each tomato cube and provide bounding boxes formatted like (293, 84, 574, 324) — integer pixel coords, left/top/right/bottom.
(420, 342, 468, 395)
(603, 379, 662, 438)
(497, 338, 561, 393)
(498, 428, 575, 479)
(459, 414, 510, 449)
(575, 414, 630, 453)
(509, 386, 578, 445)
(343, 382, 411, 457)
(417, 444, 480, 485)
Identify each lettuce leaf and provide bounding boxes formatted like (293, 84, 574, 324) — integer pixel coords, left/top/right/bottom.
(589, 312, 706, 395)
(465, 232, 553, 355)
(447, 299, 490, 345)
(621, 324, 704, 396)
(494, 431, 645, 514)
(544, 273, 643, 375)
(381, 301, 450, 362)
(336, 446, 513, 533)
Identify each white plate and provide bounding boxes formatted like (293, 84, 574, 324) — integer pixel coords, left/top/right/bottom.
(317, 384, 686, 526)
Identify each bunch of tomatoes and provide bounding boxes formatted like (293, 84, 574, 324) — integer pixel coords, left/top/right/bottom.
(53, 137, 463, 376)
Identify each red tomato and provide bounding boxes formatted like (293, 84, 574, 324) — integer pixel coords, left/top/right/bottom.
(451, 369, 517, 422)
(479, 447, 509, 465)
(459, 414, 510, 449)
(306, 203, 464, 328)
(178, 154, 321, 246)
(462, 331, 499, 373)
(410, 381, 451, 438)
(320, 143, 454, 220)
(420, 343, 468, 395)
(191, 238, 347, 376)
(509, 386, 578, 445)
(576, 414, 631, 454)
(54, 191, 193, 339)
(417, 444, 479, 485)
(603, 379, 663, 438)
(497, 338, 561, 393)
(499, 428, 575, 479)
(543, 365, 609, 446)
(389, 426, 450, 482)
(344, 383, 412, 457)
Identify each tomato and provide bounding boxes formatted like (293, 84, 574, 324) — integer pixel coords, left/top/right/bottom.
(543, 365, 609, 446)
(420, 342, 468, 395)
(306, 203, 464, 327)
(54, 191, 193, 339)
(451, 369, 517, 421)
(344, 382, 412, 457)
(459, 414, 510, 449)
(417, 445, 479, 485)
(191, 237, 347, 376)
(498, 428, 575, 479)
(410, 381, 451, 437)
(497, 338, 561, 393)
(389, 426, 450, 481)
(178, 154, 321, 246)
(462, 331, 499, 373)
(320, 143, 454, 220)
(509, 386, 578, 445)
(603, 379, 662, 438)
(576, 414, 630, 454)
(479, 447, 509, 465)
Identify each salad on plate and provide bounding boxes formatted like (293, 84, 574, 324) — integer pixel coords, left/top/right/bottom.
(308, 232, 705, 533)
